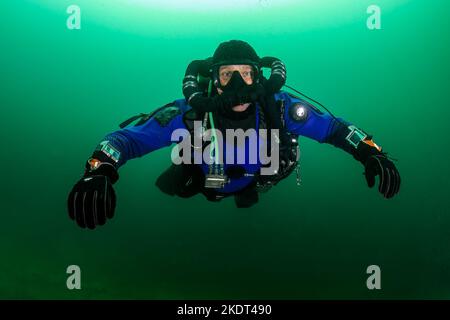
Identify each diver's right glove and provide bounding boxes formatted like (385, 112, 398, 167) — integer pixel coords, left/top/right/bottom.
(67, 158, 119, 229)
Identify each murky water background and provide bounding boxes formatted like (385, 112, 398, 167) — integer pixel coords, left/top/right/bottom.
(0, 0, 449, 299)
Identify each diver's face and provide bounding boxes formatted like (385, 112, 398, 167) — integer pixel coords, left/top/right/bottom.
(217, 64, 254, 112)
(218, 64, 254, 86)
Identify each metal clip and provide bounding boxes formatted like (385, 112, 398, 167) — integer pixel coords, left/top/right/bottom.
(205, 174, 228, 189)
(295, 164, 301, 186)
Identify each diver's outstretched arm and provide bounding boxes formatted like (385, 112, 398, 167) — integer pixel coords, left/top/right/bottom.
(283, 92, 400, 199)
(324, 119, 401, 198)
(67, 101, 185, 229)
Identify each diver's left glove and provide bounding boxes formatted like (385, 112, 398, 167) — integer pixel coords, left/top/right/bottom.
(364, 154, 401, 199)
(327, 122, 401, 199)
(67, 158, 119, 229)
(353, 138, 401, 199)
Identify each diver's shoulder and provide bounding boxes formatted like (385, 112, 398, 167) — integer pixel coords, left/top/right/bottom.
(173, 97, 193, 113)
(275, 90, 302, 102)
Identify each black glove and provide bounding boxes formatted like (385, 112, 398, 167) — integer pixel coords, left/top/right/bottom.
(364, 154, 401, 199)
(67, 160, 118, 229)
(326, 121, 401, 199)
(351, 136, 401, 199)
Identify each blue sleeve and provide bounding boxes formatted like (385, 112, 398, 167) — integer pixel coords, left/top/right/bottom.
(280, 91, 385, 164)
(280, 91, 351, 143)
(97, 102, 188, 168)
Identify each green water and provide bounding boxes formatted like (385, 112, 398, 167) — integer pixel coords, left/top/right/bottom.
(0, 0, 449, 299)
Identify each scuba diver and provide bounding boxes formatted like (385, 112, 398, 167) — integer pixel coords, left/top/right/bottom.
(67, 40, 401, 229)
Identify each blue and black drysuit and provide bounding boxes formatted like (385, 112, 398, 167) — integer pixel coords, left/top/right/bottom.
(95, 91, 365, 198)
(67, 90, 400, 229)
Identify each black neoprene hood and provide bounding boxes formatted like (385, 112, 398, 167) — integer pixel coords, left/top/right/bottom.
(211, 40, 261, 68)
